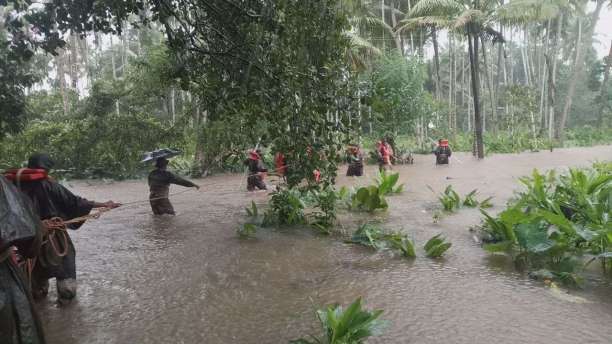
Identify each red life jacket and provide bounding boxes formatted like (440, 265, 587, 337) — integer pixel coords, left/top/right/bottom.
(4, 168, 48, 182)
(379, 144, 391, 164)
(274, 153, 286, 176)
(248, 151, 261, 161)
(313, 169, 321, 183)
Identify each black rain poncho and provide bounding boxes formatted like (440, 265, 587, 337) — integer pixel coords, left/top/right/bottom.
(15, 178, 94, 298)
(148, 169, 197, 215)
(0, 176, 46, 344)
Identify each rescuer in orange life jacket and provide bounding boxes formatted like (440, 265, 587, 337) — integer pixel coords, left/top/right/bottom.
(5, 153, 121, 303)
(434, 139, 452, 165)
(245, 149, 268, 191)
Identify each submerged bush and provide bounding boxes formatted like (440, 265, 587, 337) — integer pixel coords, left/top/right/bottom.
(480, 163, 611, 287)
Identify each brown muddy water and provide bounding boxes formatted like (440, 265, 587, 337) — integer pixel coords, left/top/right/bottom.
(38, 146, 612, 344)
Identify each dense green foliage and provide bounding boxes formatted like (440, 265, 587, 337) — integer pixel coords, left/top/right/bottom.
(480, 163, 612, 287)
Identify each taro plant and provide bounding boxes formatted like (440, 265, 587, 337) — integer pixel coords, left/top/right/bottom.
(479, 163, 612, 287)
(375, 171, 404, 195)
(462, 190, 479, 208)
(439, 185, 461, 212)
(385, 232, 416, 258)
(245, 201, 259, 217)
(290, 298, 385, 344)
(348, 224, 385, 249)
(424, 234, 452, 258)
(309, 187, 339, 235)
(263, 188, 306, 227)
(237, 223, 257, 238)
(350, 186, 388, 212)
(348, 224, 416, 259)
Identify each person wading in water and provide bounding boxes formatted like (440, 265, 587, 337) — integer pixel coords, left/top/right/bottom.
(6, 153, 121, 303)
(377, 138, 394, 172)
(148, 157, 199, 215)
(346, 144, 364, 177)
(0, 175, 47, 343)
(245, 149, 268, 191)
(434, 139, 452, 165)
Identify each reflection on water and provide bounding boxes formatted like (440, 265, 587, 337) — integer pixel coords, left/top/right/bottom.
(39, 146, 612, 343)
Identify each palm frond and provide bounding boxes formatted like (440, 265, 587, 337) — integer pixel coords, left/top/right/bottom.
(482, 25, 505, 44)
(409, 0, 464, 18)
(397, 17, 454, 32)
(452, 9, 484, 30)
(344, 31, 382, 56)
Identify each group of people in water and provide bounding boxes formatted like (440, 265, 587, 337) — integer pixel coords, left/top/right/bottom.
(0, 138, 452, 343)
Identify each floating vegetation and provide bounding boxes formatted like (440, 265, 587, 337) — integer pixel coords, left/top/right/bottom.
(290, 298, 385, 344)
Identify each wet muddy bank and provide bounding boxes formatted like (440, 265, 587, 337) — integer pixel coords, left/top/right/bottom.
(39, 146, 612, 343)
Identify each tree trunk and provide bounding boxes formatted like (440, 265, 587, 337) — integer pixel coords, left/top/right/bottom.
(110, 35, 120, 115)
(57, 50, 70, 116)
(390, 1, 403, 55)
(432, 27, 441, 99)
(547, 13, 563, 151)
(468, 32, 484, 158)
(558, 0, 605, 140)
(69, 33, 79, 90)
(481, 36, 495, 133)
(598, 40, 612, 126)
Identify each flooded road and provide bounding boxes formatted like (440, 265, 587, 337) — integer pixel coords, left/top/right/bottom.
(39, 146, 612, 344)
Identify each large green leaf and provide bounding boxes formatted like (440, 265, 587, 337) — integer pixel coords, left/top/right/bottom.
(515, 223, 554, 253)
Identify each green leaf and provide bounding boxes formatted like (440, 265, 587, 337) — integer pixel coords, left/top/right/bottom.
(483, 241, 513, 253)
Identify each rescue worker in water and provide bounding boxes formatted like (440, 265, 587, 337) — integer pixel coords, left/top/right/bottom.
(245, 149, 268, 191)
(0, 175, 47, 344)
(434, 139, 452, 165)
(9, 153, 121, 303)
(148, 157, 200, 215)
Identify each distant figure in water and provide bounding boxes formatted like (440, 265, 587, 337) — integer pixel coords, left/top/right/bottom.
(377, 138, 394, 172)
(245, 149, 267, 191)
(346, 144, 364, 177)
(434, 139, 452, 165)
(148, 157, 199, 215)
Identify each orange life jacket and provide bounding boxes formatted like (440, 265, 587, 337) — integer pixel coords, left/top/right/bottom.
(4, 168, 48, 182)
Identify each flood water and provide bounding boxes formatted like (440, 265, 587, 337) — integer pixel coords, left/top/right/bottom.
(39, 146, 612, 344)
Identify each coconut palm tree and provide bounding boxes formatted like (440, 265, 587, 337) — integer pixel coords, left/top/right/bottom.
(402, 0, 504, 158)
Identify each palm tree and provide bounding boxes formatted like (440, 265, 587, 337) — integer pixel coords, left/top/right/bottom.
(498, 0, 573, 147)
(557, 0, 607, 142)
(403, 0, 504, 158)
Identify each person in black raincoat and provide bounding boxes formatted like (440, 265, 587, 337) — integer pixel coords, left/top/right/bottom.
(245, 149, 268, 191)
(346, 144, 364, 177)
(13, 153, 121, 302)
(148, 157, 199, 215)
(0, 175, 46, 344)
